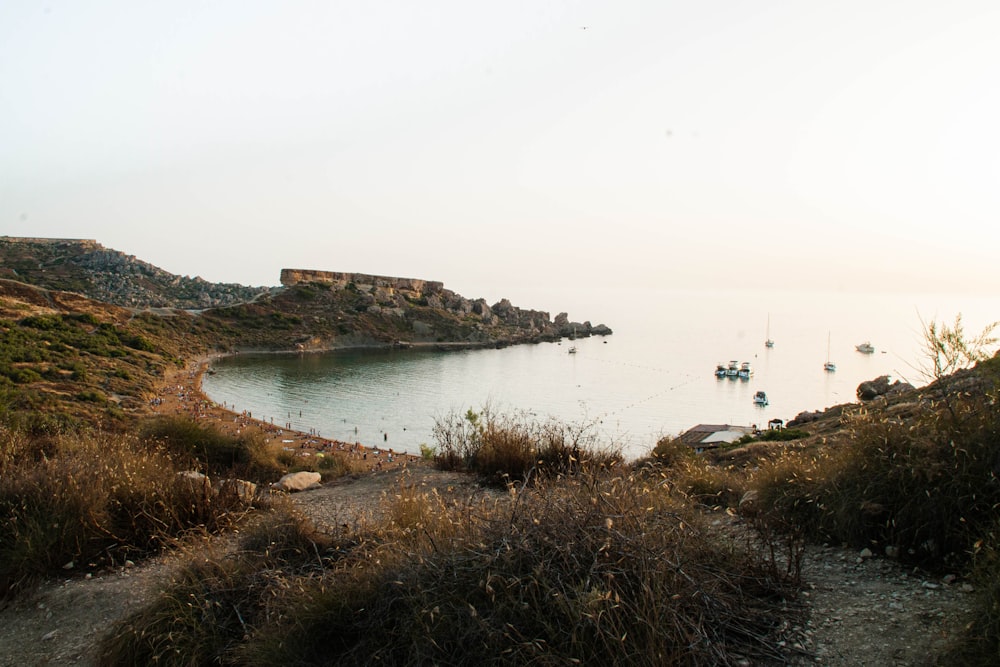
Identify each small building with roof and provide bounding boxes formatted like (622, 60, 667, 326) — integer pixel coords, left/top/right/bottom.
(677, 423, 755, 454)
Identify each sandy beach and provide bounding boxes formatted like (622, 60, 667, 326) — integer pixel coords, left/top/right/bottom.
(150, 355, 422, 476)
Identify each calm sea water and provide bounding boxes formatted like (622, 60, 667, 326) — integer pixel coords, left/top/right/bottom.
(201, 288, 997, 460)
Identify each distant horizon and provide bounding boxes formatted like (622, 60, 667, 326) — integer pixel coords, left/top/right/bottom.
(3, 2, 999, 307)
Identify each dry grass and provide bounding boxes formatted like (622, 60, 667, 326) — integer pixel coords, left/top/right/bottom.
(748, 391, 1000, 568)
(0, 424, 261, 598)
(101, 465, 801, 666)
(432, 407, 623, 486)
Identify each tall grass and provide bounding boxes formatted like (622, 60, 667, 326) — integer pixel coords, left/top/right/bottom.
(102, 466, 801, 666)
(432, 407, 622, 485)
(141, 415, 283, 481)
(0, 424, 257, 597)
(750, 386, 1000, 567)
(97, 506, 335, 666)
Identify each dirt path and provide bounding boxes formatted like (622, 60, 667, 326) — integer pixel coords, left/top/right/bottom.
(0, 472, 978, 666)
(0, 359, 977, 665)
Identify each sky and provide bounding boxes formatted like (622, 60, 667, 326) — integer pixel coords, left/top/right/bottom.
(2, 1, 1000, 311)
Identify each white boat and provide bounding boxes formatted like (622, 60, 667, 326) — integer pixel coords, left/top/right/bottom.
(753, 390, 768, 405)
(738, 361, 753, 379)
(824, 332, 836, 372)
(715, 363, 728, 377)
(726, 360, 740, 376)
(855, 341, 875, 354)
(568, 346, 577, 354)
(765, 314, 774, 348)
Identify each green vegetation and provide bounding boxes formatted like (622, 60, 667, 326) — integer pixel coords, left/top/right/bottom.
(736, 427, 810, 444)
(141, 415, 281, 481)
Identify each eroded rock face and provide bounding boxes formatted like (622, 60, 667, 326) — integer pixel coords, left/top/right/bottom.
(279, 269, 443, 298)
(279, 266, 613, 344)
(857, 375, 914, 401)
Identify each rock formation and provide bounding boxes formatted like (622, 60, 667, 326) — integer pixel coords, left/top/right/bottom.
(857, 375, 915, 401)
(279, 268, 614, 341)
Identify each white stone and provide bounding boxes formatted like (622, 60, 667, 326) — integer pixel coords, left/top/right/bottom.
(271, 471, 322, 492)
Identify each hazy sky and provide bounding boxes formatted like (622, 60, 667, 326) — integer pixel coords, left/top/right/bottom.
(2, 1, 999, 308)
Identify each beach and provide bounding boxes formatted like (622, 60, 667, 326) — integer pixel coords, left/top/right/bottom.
(151, 356, 422, 476)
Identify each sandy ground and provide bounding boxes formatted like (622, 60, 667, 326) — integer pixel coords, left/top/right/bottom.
(152, 356, 420, 475)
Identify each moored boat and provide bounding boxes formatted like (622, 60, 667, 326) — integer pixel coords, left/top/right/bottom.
(738, 361, 753, 379)
(824, 333, 836, 372)
(855, 341, 875, 354)
(726, 360, 740, 376)
(753, 390, 768, 405)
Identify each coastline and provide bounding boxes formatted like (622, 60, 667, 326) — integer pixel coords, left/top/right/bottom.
(152, 353, 422, 476)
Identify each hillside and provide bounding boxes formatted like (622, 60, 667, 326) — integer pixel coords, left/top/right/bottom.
(201, 272, 611, 352)
(0, 239, 994, 664)
(0, 239, 612, 426)
(0, 279, 217, 428)
(0, 236, 270, 309)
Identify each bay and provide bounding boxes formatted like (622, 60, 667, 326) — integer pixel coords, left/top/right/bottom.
(201, 288, 998, 460)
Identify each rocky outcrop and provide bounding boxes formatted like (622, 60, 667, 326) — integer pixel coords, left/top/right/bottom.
(0, 237, 271, 309)
(278, 268, 614, 343)
(280, 269, 443, 299)
(857, 375, 915, 401)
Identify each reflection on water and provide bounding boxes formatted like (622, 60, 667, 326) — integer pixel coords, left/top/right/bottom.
(201, 289, 998, 460)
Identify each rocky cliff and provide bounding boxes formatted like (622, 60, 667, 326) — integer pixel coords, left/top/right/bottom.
(0, 237, 270, 309)
(278, 268, 612, 341)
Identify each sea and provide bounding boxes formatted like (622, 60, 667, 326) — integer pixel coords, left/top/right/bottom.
(201, 288, 998, 461)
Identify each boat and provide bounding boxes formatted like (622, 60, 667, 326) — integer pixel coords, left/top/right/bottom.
(738, 361, 753, 379)
(568, 346, 577, 354)
(855, 341, 875, 354)
(715, 363, 728, 377)
(753, 390, 768, 406)
(726, 360, 740, 376)
(824, 332, 836, 372)
(765, 314, 774, 348)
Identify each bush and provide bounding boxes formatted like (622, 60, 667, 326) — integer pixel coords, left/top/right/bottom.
(432, 407, 621, 486)
(0, 427, 255, 598)
(98, 509, 332, 666)
(140, 416, 281, 481)
(116, 469, 797, 666)
(751, 389, 1000, 567)
(937, 520, 1000, 665)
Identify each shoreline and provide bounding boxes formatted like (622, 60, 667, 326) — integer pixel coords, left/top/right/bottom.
(152, 353, 422, 475)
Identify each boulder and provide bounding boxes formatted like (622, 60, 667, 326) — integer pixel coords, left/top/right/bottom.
(272, 471, 322, 492)
(219, 478, 258, 502)
(857, 375, 915, 401)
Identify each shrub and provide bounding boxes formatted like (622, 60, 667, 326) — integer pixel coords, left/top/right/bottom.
(937, 520, 1000, 665)
(751, 389, 1000, 567)
(432, 407, 622, 486)
(0, 427, 254, 598)
(237, 469, 798, 665)
(75, 389, 106, 403)
(140, 416, 281, 481)
(98, 508, 332, 666)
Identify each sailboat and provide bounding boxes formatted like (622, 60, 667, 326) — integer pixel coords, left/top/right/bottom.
(765, 314, 774, 348)
(823, 332, 836, 372)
